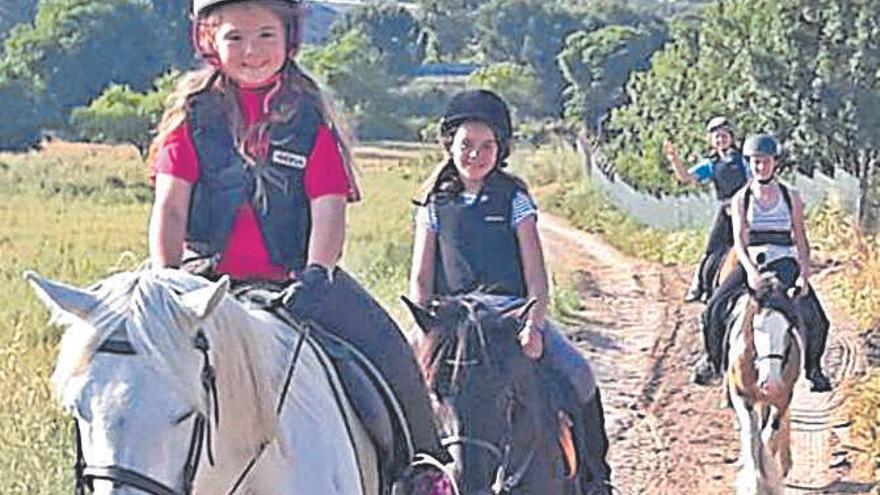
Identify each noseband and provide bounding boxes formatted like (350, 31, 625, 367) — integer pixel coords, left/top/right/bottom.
(73, 330, 216, 495)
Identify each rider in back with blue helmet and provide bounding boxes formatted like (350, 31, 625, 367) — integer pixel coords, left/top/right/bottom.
(665, 116, 751, 303)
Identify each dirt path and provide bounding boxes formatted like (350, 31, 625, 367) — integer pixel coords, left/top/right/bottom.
(537, 213, 876, 495)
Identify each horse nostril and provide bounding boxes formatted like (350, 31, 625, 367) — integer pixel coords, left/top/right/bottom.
(761, 380, 779, 396)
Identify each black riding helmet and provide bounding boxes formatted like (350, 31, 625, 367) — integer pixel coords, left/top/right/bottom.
(440, 89, 513, 164)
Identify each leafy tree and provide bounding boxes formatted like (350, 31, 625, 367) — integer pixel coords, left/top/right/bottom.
(70, 71, 178, 155)
(0, 0, 175, 148)
(0, 0, 38, 45)
(0, 79, 40, 150)
(602, 0, 880, 231)
(299, 29, 402, 139)
(558, 22, 667, 133)
(473, 0, 584, 117)
(334, 4, 425, 76)
(415, 0, 482, 61)
(467, 62, 541, 119)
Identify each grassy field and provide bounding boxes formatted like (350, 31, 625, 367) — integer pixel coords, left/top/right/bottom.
(1, 140, 877, 491)
(0, 141, 448, 492)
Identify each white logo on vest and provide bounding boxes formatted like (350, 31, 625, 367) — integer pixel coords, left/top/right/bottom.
(272, 150, 307, 169)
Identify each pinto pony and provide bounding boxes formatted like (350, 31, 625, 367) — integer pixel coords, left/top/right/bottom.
(726, 278, 802, 495)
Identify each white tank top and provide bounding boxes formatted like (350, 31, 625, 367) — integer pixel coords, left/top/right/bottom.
(746, 185, 797, 265)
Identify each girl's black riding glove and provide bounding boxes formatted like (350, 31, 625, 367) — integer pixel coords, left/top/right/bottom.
(282, 263, 333, 320)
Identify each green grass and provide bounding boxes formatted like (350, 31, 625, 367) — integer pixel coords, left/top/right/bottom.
(507, 142, 704, 266)
(0, 143, 438, 492)
(3, 141, 878, 491)
(0, 143, 151, 493)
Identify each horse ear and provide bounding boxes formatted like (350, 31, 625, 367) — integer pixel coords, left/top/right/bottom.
(401, 296, 438, 333)
(23, 271, 100, 320)
(502, 298, 537, 325)
(179, 276, 230, 320)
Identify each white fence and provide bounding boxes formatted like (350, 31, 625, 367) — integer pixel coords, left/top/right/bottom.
(581, 143, 861, 231)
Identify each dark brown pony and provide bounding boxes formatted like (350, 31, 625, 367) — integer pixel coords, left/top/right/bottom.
(404, 293, 576, 495)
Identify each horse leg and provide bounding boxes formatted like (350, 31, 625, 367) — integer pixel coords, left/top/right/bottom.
(776, 409, 792, 478)
(731, 394, 760, 495)
(756, 404, 786, 495)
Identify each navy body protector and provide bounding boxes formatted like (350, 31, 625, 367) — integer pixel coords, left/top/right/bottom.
(711, 151, 749, 201)
(432, 171, 527, 297)
(186, 90, 325, 273)
(744, 183, 794, 247)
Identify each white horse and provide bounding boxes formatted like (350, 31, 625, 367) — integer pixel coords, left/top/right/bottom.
(28, 268, 379, 495)
(726, 283, 802, 495)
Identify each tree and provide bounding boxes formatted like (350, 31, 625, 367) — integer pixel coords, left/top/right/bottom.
(0, 0, 38, 45)
(601, 0, 880, 231)
(467, 62, 541, 119)
(415, 0, 482, 61)
(334, 4, 425, 77)
(0, 79, 40, 150)
(70, 71, 178, 155)
(558, 22, 667, 134)
(299, 29, 406, 139)
(473, 0, 584, 116)
(0, 0, 183, 150)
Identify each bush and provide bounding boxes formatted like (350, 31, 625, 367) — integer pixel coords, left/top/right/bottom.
(849, 371, 880, 485)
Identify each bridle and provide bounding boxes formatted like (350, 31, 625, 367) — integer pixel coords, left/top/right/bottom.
(752, 323, 797, 370)
(436, 305, 536, 495)
(72, 318, 309, 495)
(738, 293, 800, 371)
(73, 331, 216, 495)
(440, 391, 536, 495)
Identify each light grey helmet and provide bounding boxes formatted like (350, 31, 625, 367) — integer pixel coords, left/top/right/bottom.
(743, 133, 781, 158)
(705, 115, 733, 133)
(192, 0, 301, 17)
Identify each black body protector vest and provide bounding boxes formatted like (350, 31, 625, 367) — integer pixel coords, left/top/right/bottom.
(711, 151, 749, 201)
(432, 171, 527, 297)
(186, 90, 325, 272)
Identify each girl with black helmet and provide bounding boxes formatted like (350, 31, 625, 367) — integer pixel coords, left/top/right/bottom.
(696, 133, 832, 392)
(147, 1, 453, 491)
(664, 116, 751, 303)
(408, 89, 612, 494)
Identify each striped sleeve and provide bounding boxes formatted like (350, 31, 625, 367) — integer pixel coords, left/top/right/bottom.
(415, 203, 439, 232)
(511, 190, 538, 227)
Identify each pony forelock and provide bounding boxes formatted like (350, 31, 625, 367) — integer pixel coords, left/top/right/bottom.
(52, 269, 287, 448)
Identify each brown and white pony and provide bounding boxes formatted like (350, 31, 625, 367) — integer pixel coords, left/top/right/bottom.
(726, 279, 802, 495)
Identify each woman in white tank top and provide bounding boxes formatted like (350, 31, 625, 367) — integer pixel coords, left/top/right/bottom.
(695, 134, 832, 392)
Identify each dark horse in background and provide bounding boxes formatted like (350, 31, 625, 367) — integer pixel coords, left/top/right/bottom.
(404, 292, 585, 495)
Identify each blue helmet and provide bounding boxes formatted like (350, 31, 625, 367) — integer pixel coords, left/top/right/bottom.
(743, 134, 781, 158)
